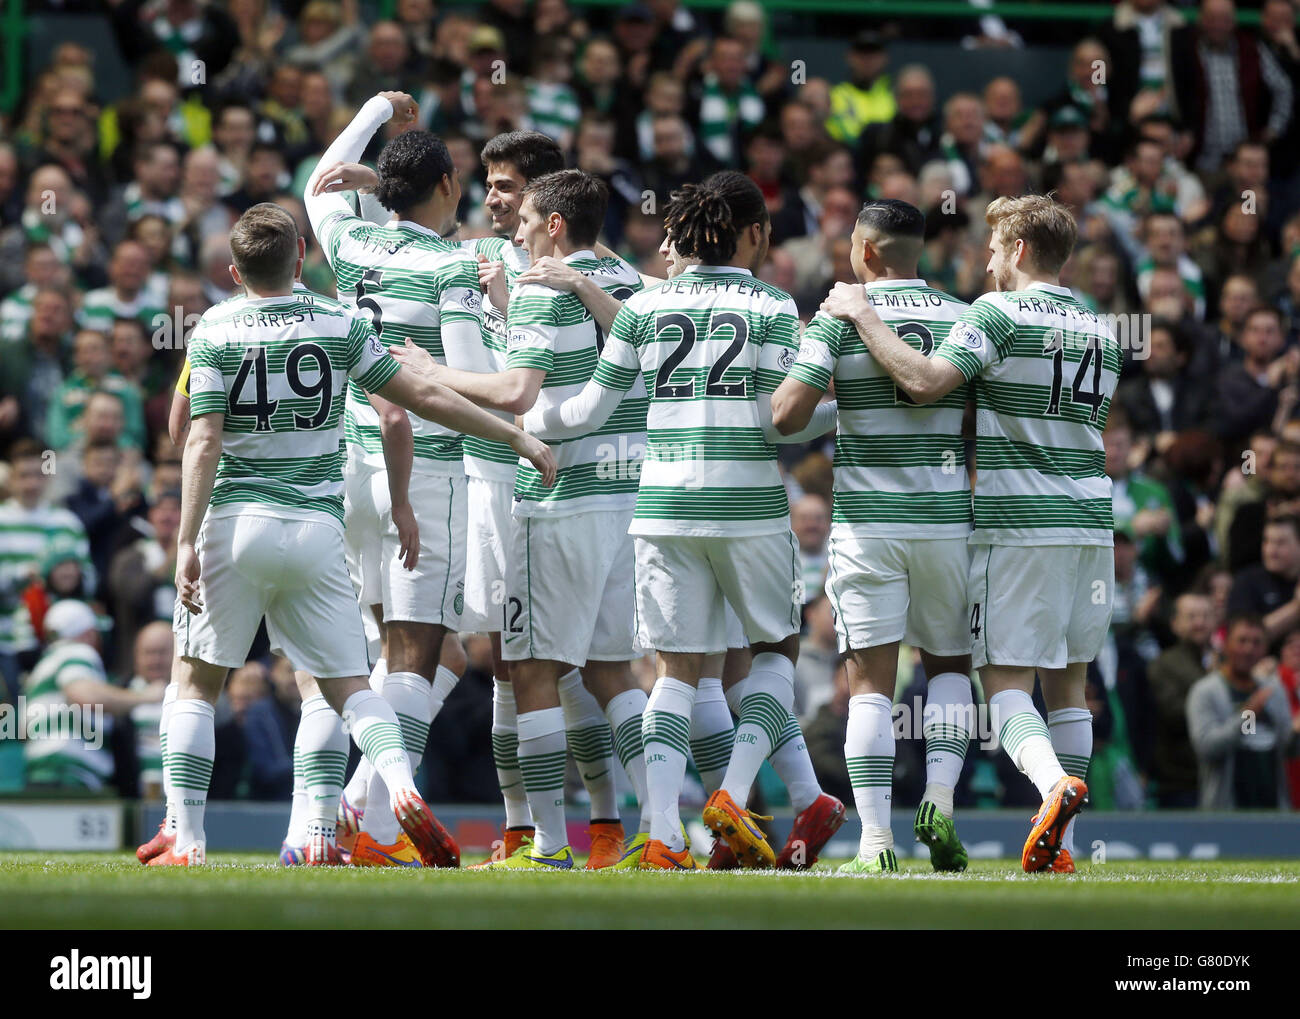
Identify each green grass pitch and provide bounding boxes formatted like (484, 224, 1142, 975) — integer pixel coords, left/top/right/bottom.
(2, 854, 1299, 928)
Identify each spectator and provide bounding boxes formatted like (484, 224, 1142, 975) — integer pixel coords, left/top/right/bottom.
(1187, 613, 1299, 807)
(826, 30, 895, 146)
(1276, 626, 1300, 807)
(107, 0, 240, 96)
(1106, 412, 1184, 583)
(285, 1, 362, 95)
(45, 330, 147, 453)
(791, 493, 830, 606)
(22, 599, 162, 790)
(1225, 438, 1300, 572)
(0, 244, 71, 344)
(80, 241, 166, 336)
(0, 163, 104, 297)
(64, 438, 133, 588)
(0, 289, 74, 444)
(1098, 0, 1185, 120)
(801, 661, 852, 805)
(0, 440, 94, 700)
(1136, 213, 1205, 320)
(1227, 516, 1300, 647)
(795, 594, 838, 722)
(937, 93, 985, 198)
(769, 141, 853, 244)
(106, 489, 180, 676)
(127, 620, 173, 799)
(1216, 306, 1297, 450)
(695, 36, 766, 168)
(100, 141, 186, 249)
(1147, 592, 1215, 806)
(1117, 320, 1216, 441)
(856, 65, 941, 177)
(1168, 0, 1294, 174)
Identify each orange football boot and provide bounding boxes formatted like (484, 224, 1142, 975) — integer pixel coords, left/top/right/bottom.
(639, 838, 699, 870)
(146, 843, 204, 866)
(1022, 776, 1088, 872)
(136, 822, 175, 865)
(702, 789, 775, 868)
(392, 788, 460, 868)
(585, 820, 626, 870)
(348, 831, 423, 867)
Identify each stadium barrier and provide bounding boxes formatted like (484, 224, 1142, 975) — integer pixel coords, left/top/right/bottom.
(2, 798, 1298, 860)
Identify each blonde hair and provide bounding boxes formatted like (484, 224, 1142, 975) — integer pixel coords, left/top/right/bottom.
(985, 194, 1077, 274)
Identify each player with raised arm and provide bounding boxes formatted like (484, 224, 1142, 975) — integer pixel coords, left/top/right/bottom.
(523, 234, 847, 870)
(513, 172, 836, 869)
(154, 202, 554, 867)
(304, 93, 494, 866)
(773, 198, 976, 875)
(821, 194, 1117, 873)
(391, 169, 653, 870)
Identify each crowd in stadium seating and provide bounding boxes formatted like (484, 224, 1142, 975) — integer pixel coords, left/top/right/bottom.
(1, 0, 1299, 812)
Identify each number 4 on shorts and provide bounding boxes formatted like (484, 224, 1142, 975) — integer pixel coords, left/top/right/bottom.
(970, 603, 982, 639)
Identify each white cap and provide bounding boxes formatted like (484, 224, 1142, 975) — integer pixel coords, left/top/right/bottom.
(43, 600, 99, 642)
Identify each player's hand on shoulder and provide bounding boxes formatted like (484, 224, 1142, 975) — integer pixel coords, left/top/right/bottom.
(379, 91, 418, 125)
(389, 337, 440, 378)
(821, 281, 873, 323)
(517, 256, 583, 293)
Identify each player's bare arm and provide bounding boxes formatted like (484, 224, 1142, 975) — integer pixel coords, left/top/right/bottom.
(311, 161, 379, 196)
(375, 365, 557, 485)
(822, 282, 964, 404)
(367, 390, 419, 571)
(388, 336, 545, 415)
(176, 411, 224, 614)
(168, 385, 190, 448)
(770, 375, 832, 436)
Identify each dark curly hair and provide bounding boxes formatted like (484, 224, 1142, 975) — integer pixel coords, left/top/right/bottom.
(663, 170, 767, 265)
(374, 130, 455, 214)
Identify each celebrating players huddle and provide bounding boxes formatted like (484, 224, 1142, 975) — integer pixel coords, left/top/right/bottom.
(137, 90, 1118, 877)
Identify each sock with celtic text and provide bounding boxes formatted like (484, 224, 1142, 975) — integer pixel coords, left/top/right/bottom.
(720, 653, 795, 805)
(364, 672, 430, 844)
(168, 698, 215, 850)
(845, 692, 895, 858)
(517, 706, 568, 854)
(922, 672, 974, 818)
(643, 677, 695, 852)
(344, 688, 415, 844)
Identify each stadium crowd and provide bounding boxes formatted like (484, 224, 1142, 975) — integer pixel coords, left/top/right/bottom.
(1, 0, 1300, 815)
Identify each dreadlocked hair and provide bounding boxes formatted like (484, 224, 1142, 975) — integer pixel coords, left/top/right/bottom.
(664, 170, 767, 265)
